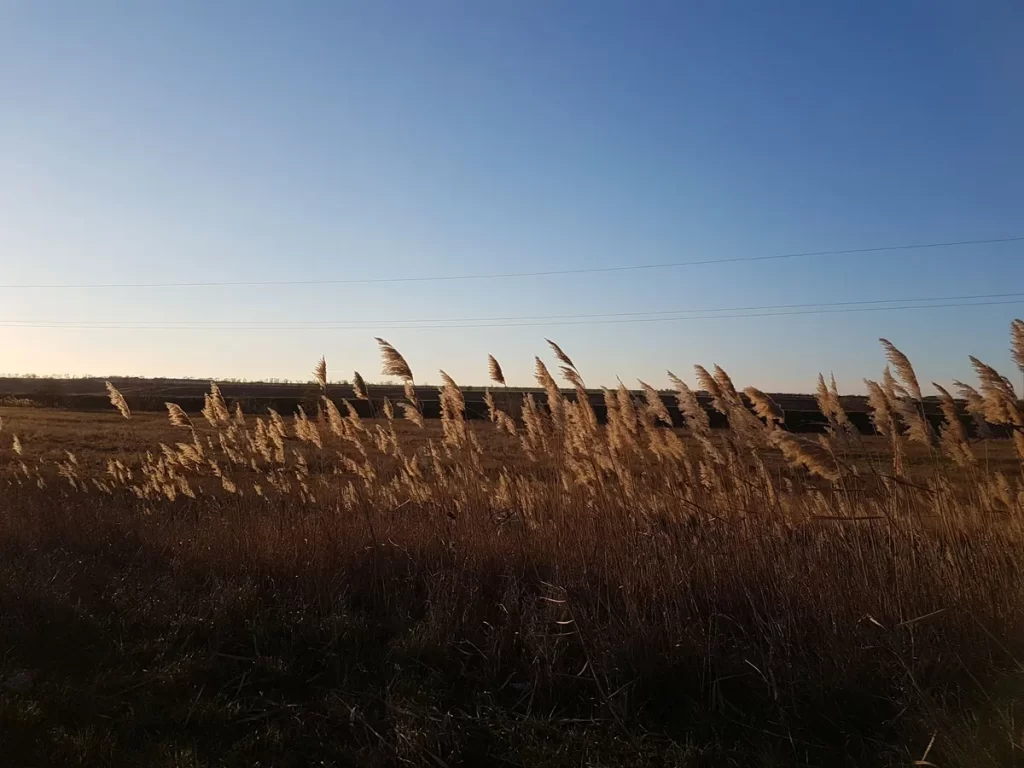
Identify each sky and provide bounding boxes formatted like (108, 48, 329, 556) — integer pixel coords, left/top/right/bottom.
(1, 1, 1022, 392)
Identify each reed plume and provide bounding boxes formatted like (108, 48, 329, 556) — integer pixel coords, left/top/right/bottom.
(343, 400, 364, 432)
(879, 338, 922, 401)
(398, 401, 425, 429)
(882, 366, 906, 401)
(376, 338, 413, 381)
(324, 397, 345, 437)
(953, 380, 992, 439)
(638, 381, 671, 426)
(487, 355, 505, 386)
(439, 370, 465, 413)
(208, 382, 231, 424)
(769, 430, 839, 482)
(693, 365, 724, 410)
(712, 365, 741, 406)
(669, 371, 710, 435)
(969, 356, 1022, 426)
(864, 380, 893, 437)
(1011, 318, 1024, 372)
(744, 386, 784, 427)
(933, 382, 973, 466)
(865, 377, 905, 476)
(560, 365, 584, 390)
(352, 371, 368, 400)
(313, 356, 327, 391)
(165, 402, 194, 429)
(546, 339, 577, 371)
(534, 357, 563, 426)
(105, 382, 131, 420)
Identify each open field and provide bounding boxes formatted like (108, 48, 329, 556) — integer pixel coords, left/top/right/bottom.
(2, 405, 1021, 489)
(2, 328, 1024, 766)
(0, 374, 961, 434)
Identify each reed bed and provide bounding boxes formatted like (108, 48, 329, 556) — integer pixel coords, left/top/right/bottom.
(1, 324, 1023, 766)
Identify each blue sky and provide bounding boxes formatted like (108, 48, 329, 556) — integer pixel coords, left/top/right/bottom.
(1, 1, 1022, 392)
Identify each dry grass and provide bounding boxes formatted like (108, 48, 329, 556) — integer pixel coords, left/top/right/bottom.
(1, 325, 1024, 766)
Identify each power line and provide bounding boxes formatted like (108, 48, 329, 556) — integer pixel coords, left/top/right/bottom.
(0, 236, 1020, 289)
(0, 297, 1020, 331)
(1, 291, 1022, 327)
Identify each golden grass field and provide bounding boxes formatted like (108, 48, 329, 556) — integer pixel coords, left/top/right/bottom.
(1, 324, 1023, 767)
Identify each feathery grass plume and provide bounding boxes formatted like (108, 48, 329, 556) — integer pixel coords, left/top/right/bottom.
(313, 356, 327, 391)
(602, 386, 619, 425)
(104, 381, 131, 420)
(343, 400, 364, 432)
(546, 339, 577, 371)
(487, 355, 506, 386)
(398, 401, 424, 429)
(12, 434, 22, 456)
(879, 338, 922, 401)
(600, 387, 628, 454)
(768, 430, 840, 482)
(439, 370, 464, 411)
(165, 402, 193, 429)
(827, 374, 857, 438)
(560, 365, 585, 390)
(953, 380, 992, 439)
(484, 389, 498, 421)
(293, 406, 322, 449)
(393, 380, 411, 406)
(1011, 318, 1024, 372)
(694, 365, 727, 416)
(878, 357, 933, 447)
(969, 356, 1022, 426)
(712, 365, 742, 407)
(208, 382, 231, 424)
(669, 371, 712, 435)
(201, 394, 216, 427)
(496, 410, 518, 436)
(663, 376, 720, 466)
(382, 397, 394, 420)
(177, 440, 204, 466)
(864, 380, 895, 437)
(893, 395, 934, 447)
(519, 393, 546, 459)
(815, 374, 840, 433)
(352, 371, 368, 401)
(268, 408, 286, 438)
(324, 397, 345, 437)
(615, 383, 639, 436)
(814, 374, 854, 439)
(933, 383, 974, 466)
(534, 357, 564, 428)
(572, 381, 598, 437)
(439, 370, 467, 447)
(703, 364, 761, 437)
(744, 387, 784, 427)
(639, 381, 672, 426)
(376, 338, 413, 381)
(866, 378, 905, 476)
(881, 366, 906, 401)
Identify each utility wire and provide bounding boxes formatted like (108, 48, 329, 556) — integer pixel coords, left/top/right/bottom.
(1, 291, 1022, 327)
(0, 297, 1020, 331)
(0, 236, 1020, 289)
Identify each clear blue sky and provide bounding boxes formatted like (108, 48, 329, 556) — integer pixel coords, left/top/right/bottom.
(1, 1, 1022, 392)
